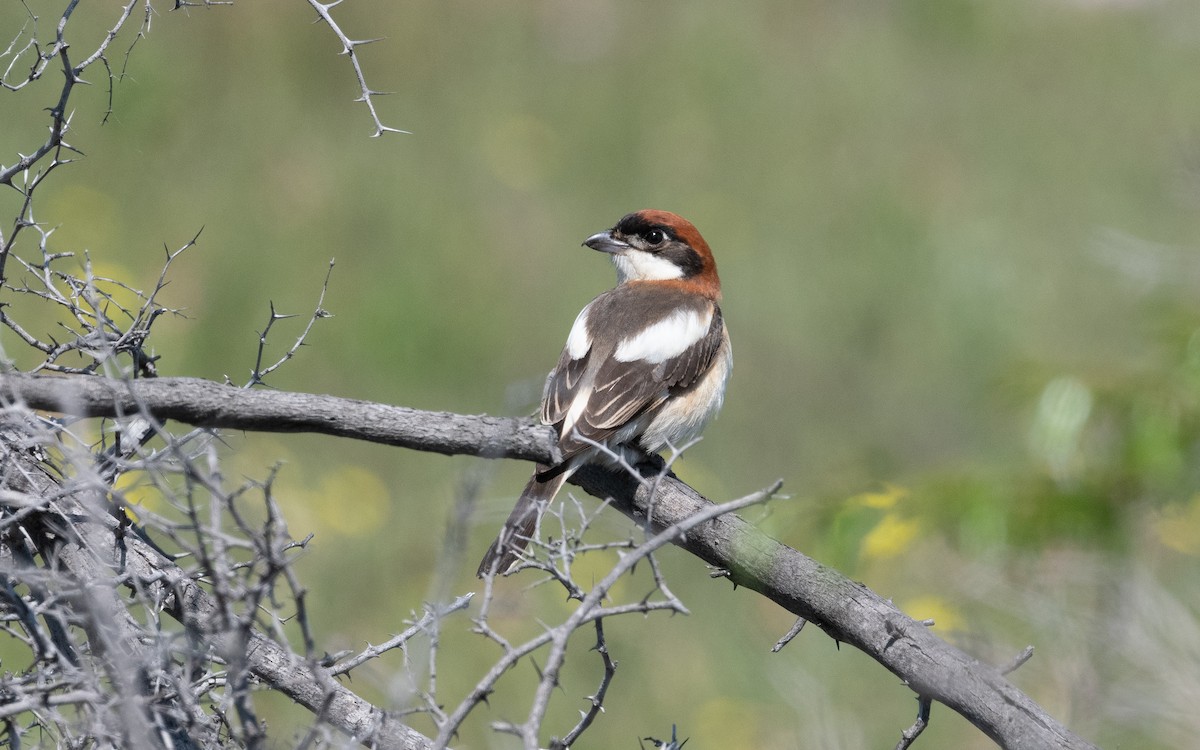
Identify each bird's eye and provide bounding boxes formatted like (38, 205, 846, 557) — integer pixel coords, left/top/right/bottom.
(644, 229, 666, 246)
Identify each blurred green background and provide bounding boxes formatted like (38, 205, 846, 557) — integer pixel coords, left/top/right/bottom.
(5, 0, 1200, 747)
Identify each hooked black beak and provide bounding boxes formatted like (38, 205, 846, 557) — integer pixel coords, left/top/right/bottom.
(582, 230, 630, 254)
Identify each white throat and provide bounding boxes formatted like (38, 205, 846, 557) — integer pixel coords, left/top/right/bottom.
(612, 250, 685, 283)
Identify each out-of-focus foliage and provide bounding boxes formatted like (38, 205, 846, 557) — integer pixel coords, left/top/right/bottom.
(4, 0, 1200, 747)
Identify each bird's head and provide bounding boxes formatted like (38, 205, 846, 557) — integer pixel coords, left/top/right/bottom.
(583, 210, 721, 299)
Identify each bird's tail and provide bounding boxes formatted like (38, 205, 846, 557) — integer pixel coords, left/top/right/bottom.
(476, 466, 569, 577)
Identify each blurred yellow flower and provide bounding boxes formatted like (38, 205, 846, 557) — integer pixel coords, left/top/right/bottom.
(112, 471, 161, 514)
(861, 512, 921, 560)
(901, 594, 965, 633)
(850, 483, 910, 510)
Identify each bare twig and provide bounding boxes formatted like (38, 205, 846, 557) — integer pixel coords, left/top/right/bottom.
(1001, 646, 1035, 676)
(460, 483, 781, 750)
(329, 594, 474, 677)
(772, 616, 807, 652)
(550, 618, 617, 750)
(247, 259, 336, 387)
(305, 0, 408, 136)
(895, 696, 932, 750)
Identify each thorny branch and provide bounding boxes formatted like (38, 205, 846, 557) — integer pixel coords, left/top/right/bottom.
(550, 618, 616, 750)
(247, 259, 336, 386)
(2, 412, 451, 750)
(329, 594, 475, 677)
(1, 0, 150, 280)
(0, 218, 450, 747)
(1, 29, 421, 732)
(479, 483, 781, 750)
(305, 0, 408, 137)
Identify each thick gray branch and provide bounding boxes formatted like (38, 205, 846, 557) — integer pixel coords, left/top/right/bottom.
(0, 373, 550, 463)
(0, 373, 1098, 750)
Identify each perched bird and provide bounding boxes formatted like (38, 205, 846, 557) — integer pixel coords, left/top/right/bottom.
(477, 210, 732, 576)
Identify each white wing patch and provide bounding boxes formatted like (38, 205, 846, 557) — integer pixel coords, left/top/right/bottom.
(564, 304, 592, 360)
(614, 308, 711, 364)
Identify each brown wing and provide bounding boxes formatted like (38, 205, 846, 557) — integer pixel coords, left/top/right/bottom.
(541, 294, 600, 428)
(555, 304, 726, 461)
(542, 345, 589, 427)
